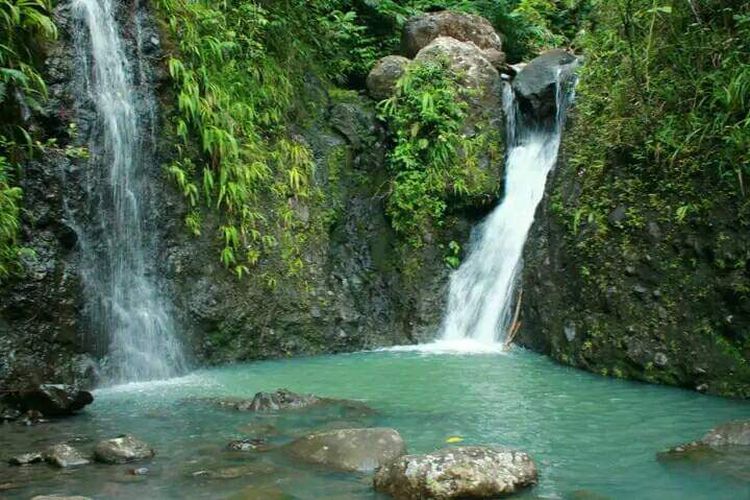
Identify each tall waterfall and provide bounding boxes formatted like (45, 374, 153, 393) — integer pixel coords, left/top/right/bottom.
(438, 65, 578, 349)
(71, 0, 185, 382)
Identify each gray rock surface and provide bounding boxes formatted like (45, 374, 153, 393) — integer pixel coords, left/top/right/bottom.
(43, 444, 90, 468)
(2, 384, 93, 416)
(9, 452, 43, 465)
(402, 11, 503, 60)
(373, 446, 538, 499)
(367, 55, 410, 100)
(94, 435, 155, 464)
(659, 420, 750, 458)
(512, 49, 578, 121)
(285, 427, 406, 473)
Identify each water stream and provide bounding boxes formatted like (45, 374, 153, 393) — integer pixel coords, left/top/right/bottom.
(70, 0, 185, 383)
(439, 66, 577, 348)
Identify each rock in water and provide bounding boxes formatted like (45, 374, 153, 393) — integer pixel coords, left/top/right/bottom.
(367, 55, 410, 100)
(373, 446, 538, 499)
(2, 384, 93, 416)
(659, 420, 750, 458)
(8, 452, 43, 465)
(94, 435, 155, 464)
(31, 497, 92, 500)
(285, 428, 406, 473)
(512, 49, 579, 121)
(43, 444, 90, 468)
(402, 11, 503, 60)
(237, 388, 320, 411)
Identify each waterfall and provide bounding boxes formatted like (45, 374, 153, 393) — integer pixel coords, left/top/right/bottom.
(70, 0, 186, 382)
(437, 64, 578, 349)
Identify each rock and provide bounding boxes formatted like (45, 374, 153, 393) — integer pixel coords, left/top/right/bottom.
(0, 405, 21, 421)
(2, 384, 93, 416)
(513, 49, 579, 121)
(414, 36, 502, 115)
(227, 438, 269, 452)
(9, 451, 43, 465)
(402, 11, 503, 60)
(191, 462, 276, 480)
(94, 435, 155, 464)
(129, 467, 150, 475)
(235, 389, 321, 412)
(43, 443, 90, 468)
(654, 352, 668, 367)
(373, 446, 538, 499)
(659, 420, 750, 459)
(366, 55, 410, 101)
(31, 497, 92, 500)
(285, 427, 406, 473)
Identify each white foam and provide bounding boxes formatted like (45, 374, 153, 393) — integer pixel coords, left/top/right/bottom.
(380, 339, 507, 355)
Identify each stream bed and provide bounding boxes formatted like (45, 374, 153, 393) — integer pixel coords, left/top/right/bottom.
(1, 349, 749, 499)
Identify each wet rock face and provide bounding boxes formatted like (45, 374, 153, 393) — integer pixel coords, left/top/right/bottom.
(43, 443, 90, 468)
(373, 446, 538, 499)
(2, 384, 93, 416)
(93, 435, 155, 464)
(240, 389, 321, 412)
(367, 55, 410, 101)
(285, 427, 406, 473)
(513, 49, 578, 122)
(402, 10, 503, 61)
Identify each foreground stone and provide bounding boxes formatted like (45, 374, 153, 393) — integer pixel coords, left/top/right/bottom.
(402, 11, 503, 60)
(8, 451, 43, 465)
(43, 444, 90, 468)
(512, 49, 579, 121)
(659, 420, 750, 459)
(94, 435, 155, 464)
(373, 446, 538, 499)
(367, 55, 410, 101)
(285, 427, 406, 473)
(1, 384, 93, 417)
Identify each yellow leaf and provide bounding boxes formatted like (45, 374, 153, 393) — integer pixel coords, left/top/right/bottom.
(445, 436, 464, 444)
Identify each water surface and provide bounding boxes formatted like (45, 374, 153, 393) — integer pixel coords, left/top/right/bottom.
(2, 350, 749, 499)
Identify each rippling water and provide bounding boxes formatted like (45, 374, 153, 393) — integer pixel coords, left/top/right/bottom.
(2, 350, 749, 499)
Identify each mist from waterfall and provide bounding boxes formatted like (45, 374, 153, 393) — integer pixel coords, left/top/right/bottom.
(435, 65, 578, 350)
(70, 0, 185, 383)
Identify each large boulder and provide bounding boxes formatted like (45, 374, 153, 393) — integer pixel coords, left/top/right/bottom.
(512, 49, 579, 121)
(414, 36, 502, 116)
(367, 55, 410, 101)
(1, 384, 93, 416)
(402, 11, 503, 62)
(94, 435, 155, 464)
(43, 443, 90, 468)
(373, 446, 538, 499)
(285, 427, 406, 473)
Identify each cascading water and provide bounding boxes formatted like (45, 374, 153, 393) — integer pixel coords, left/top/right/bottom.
(70, 0, 185, 382)
(437, 62, 578, 350)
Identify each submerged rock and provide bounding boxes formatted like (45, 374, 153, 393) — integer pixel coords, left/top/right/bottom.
(285, 427, 406, 473)
(8, 451, 43, 465)
(402, 11, 503, 61)
(659, 420, 750, 459)
(227, 437, 270, 452)
(191, 462, 276, 480)
(373, 446, 538, 499)
(367, 55, 410, 101)
(31, 497, 92, 500)
(2, 384, 93, 416)
(94, 435, 155, 464)
(512, 49, 579, 121)
(43, 443, 90, 468)
(235, 388, 320, 412)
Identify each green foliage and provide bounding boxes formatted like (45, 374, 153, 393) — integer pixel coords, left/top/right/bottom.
(157, 0, 370, 276)
(379, 59, 496, 247)
(0, 0, 56, 281)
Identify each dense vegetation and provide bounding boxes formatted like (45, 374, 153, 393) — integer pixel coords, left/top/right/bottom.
(540, 0, 750, 395)
(0, 0, 56, 280)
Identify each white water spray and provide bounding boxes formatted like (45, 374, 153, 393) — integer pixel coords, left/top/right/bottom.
(436, 64, 578, 350)
(71, 0, 186, 382)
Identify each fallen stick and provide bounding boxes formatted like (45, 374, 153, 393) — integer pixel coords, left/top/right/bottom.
(504, 288, 523, 349)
